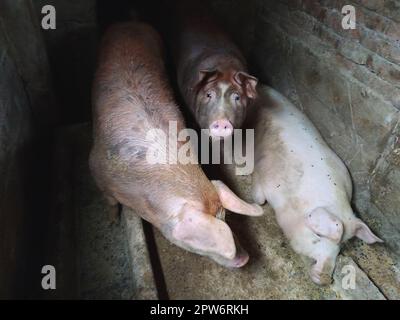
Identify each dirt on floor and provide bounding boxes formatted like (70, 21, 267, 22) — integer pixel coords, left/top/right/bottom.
(49, 123, 399, 299)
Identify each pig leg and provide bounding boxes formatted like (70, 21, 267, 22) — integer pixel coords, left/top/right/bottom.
(212, 180, 264, 216)
(104, 194, 120, 224)
(251, 173, 266, 205)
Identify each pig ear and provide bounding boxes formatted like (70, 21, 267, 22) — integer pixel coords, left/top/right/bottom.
(305, 208, 343, 243)
(234, 71, 258, 99)
(353, 219, 384, 244)
(172, 208, 236, 260)
(211, 180, 264, 216)
(198, 69, 220, 85)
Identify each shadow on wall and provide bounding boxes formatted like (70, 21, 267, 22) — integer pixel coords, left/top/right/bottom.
(34, 0, 98, 125)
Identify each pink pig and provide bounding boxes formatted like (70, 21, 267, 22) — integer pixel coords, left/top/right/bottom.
(250, 85, 383, 285)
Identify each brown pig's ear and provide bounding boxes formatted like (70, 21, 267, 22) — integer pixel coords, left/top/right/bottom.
(234, 71, 258, 99)
(198, 69, 220, 85)
(353, 219, 384, 244)
(172, 207, 236, 260)
(211, 180, 264, 216)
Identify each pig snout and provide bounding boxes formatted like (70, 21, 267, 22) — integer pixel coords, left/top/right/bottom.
(213, 235, 250, 268)
(310, 266, 333, 286)
(227, 250, 249, 268)
(226, 238, 250, 268)
(309, 254, 337, 286)
(209, 119, 233, 138)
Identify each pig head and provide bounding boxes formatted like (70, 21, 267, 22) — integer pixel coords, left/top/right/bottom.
(158, 180, 263, 268)
(191, 68, 258, 138)
(169, 0, 258, 138)
(291, 207, 383, 285)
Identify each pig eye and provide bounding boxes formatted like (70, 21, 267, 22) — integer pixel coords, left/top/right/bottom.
(205, 91, 216, 101)
(206, 91, 213, 99)
(233, 93, 240, 102)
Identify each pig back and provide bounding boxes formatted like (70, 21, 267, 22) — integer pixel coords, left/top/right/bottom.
(168, 2, 247, 96)
(92, 21, 184, 164)
(90, 22, 219, 216)
(252, 86, 352, 211)
(92, 22, 181, 132)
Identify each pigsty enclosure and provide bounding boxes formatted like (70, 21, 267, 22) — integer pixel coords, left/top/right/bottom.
(0, 0, 399, 299)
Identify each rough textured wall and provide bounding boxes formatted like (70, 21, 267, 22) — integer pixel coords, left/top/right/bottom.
(0, 0, 53, 298)
(34, 0, 98, 124)
(210, 0, 400, 270)
(208, 0, 258, 58)
(0, 29, 32, 299)
(0, 0, 54, 123)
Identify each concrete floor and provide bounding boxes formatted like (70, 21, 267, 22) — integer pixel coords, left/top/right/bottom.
(153, 163, 394, 299)
(48, 124, 157, 299)
(49, 123, 399, 299)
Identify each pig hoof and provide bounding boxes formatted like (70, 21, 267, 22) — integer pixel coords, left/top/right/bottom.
(310, 270, 332, 286)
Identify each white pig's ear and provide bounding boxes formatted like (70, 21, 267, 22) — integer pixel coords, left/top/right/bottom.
(172, 207, 236, 260)
(198, 69, 219, 85)
(305, 208, 343, 243)
(211, 180, 264, 216)
(233, 71, 258, 99)
(353, 219, 384, 244)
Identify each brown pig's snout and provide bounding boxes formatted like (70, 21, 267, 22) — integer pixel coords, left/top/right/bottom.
(209, 119, 233, 138)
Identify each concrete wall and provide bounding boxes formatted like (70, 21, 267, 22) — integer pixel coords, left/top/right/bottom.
(34, 0, 98, 124)
(0, 0, 53, 298)
(211, 0, 400, 256)
(1, 0, 398, 298)
(0, 0, 54, 124)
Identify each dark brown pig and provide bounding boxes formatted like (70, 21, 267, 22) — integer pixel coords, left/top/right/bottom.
(89, 22, 263, 268)
(168, 0, 258, 138)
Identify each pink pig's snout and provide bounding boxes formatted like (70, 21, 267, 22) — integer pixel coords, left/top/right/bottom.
(209, 119, 233, 137)
(224, 245, 249, 268)
(209, 232, 250, 268)
(223, 235, 249, 268)
(231, 250, 249, 268)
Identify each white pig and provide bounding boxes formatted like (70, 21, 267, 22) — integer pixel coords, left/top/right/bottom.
(250, 85, 383, 285)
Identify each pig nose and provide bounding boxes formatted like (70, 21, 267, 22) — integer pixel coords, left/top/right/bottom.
(229, 236, 249, 268)
(209, 119, 233, 137)
(232, 251, 249, 268)
(310, 266, 333, 286)
(310, 271, 333, 286)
